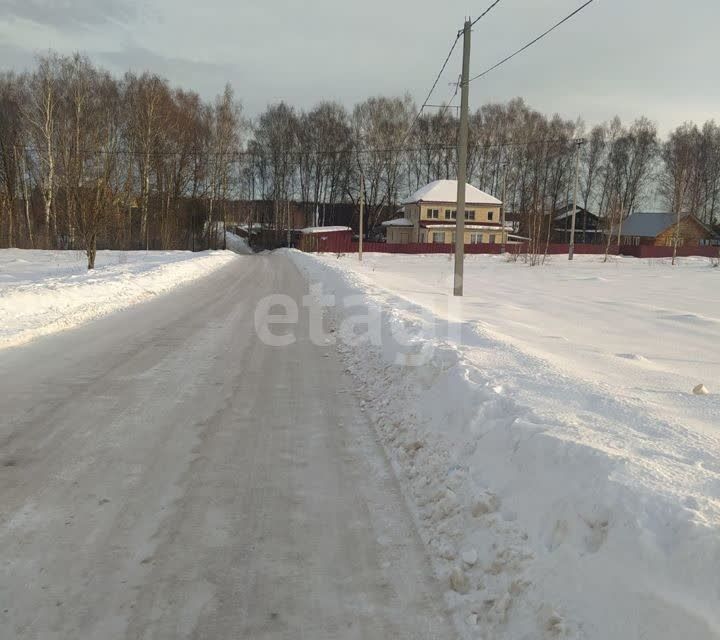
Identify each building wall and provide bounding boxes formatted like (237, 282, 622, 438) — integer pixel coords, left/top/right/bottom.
(386, 226, 414, 244)
(387, 200, 506, 244)
(420, 203, 499, 223)
(298, 230, 353, 252)
(654, 217, 712, 247)
(423, 229, 506, 244)
(405, 204, 421, 223)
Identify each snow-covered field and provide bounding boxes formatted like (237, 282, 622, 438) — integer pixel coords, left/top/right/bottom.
(290, 251, 720, 640)
(0, 249, 237, 349)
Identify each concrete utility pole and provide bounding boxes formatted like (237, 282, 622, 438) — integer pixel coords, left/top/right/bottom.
(286, 200, 292, 248)
(453, 19, 472, 297)
(568, 138, 585, 260)
(500, 162, 508, 255)
(359, 174, 365, 261)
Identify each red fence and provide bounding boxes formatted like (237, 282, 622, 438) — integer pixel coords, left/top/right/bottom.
(357, 242, 504, 254)
(353, 242, 612, 255)
(617, 245, 720, 259)
(300, 236, 719, 259)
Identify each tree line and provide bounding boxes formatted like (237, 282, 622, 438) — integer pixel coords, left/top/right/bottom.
(1, 53, 719, 266)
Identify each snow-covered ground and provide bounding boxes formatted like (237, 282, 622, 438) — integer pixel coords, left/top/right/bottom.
(224, 230, 253, 254)
(290, 251, 720, 640)
(0, 249, 237, 349)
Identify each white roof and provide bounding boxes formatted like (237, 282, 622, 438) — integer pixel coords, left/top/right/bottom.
(381, 218, 414, 227)
(300, 226, 351, 234)
(403, 180, 502, 206)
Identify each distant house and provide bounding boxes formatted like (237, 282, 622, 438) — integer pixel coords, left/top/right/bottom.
(381, 216, 415, 244)
(614, 212, 717, 247)
(383, 179, 507, 245)
(551, 204, 601, 244)
(297, 226, 352, 252)
(503, 211, 523, 233)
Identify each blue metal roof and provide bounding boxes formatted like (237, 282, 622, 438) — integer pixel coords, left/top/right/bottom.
(620, 212, 684, 237)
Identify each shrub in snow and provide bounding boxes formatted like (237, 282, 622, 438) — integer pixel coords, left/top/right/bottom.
(449, 567, 470, 594)
(471, 491, 500, 517)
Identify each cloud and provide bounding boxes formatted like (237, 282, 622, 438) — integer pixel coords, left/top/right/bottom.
(1, 0, 135, 30)
(0, 0, 717, 133)
(98, 45, 237, 96)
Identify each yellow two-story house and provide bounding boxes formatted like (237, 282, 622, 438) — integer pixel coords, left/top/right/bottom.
(382, 179, 507, 245)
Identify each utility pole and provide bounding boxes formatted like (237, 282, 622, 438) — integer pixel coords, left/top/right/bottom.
(286, 200, 292, 248)
(568, 138, 585, 260)
(359, 174, 365, 261)
(454, 18, 472, 297)
(500, 161, 508, 254)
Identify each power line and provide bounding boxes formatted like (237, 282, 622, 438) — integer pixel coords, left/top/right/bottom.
(434, 80, 461, 122)
(17, 138, 574, 161)
(470, 0, 503, 27)
(402, 1, 504, 141)
(401, 33, 462, 144)
(469, 0, 596, 83)
(401, 0, 504, 146)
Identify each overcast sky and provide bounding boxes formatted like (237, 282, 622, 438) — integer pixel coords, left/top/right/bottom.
(1, 0, 717, 134)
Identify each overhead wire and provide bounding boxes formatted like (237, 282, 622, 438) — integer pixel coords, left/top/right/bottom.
(399, 33, 462, 146)
(469, 0, 596, 83)
(402, 0, 503, 141)
(17, 138, 573, 161)
(470, 0, 503, 27)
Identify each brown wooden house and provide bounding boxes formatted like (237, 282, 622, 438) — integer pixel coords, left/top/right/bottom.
(615, 212, 717, 247)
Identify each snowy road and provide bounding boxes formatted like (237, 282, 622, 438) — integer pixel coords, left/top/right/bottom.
(0, 254, 454, 639)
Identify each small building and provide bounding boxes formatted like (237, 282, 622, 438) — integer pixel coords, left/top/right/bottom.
(297, 226, 352, 252)
(551, 204, 601, 244)
(615, 212, 717, 247)
(386, 180, 507, 245)
(381, 217, 415, 244)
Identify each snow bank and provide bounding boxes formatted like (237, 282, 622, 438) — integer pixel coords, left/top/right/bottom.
(224, 231, 253, 254)
(289, 251, 720, 640)
(211, 223, 253, 254)
(0, 249, 237, 348)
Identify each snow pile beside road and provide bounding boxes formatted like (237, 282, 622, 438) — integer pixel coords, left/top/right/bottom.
(0, 249, 237, 348)
(212, 223, 253, 254)
(224, 231, 253, 254)
(290, 251, 720, 640)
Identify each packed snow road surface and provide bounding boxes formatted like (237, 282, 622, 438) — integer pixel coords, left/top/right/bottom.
(0, 253, 454, 640)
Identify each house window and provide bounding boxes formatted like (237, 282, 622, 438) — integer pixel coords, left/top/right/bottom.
(470, 233, 483, 244)
(431, 231, 445, 243)
(488, 211, 494, 221)
(488, 234, 496, 244)
(465, 210, 476, 221)
(427, 208, 440, 219)
(445, 209, 457, 220)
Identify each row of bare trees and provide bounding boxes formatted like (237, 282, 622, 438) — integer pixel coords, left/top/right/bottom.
(0, 54, 244, 267)
(1, 54, 719, 267)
